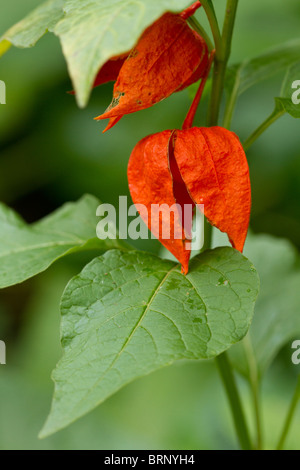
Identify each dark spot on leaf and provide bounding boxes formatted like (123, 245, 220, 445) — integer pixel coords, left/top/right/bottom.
(193, 317, 203, 324)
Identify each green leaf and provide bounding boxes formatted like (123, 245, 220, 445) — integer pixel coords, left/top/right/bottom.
(53, 0, 193, 107)
(0, 194, 125, 289)
(275, 61, 300, 118)
(229, 234, 300, 378)
(242, 60, 300, 150)
(40, 247, 259, 437)
(0, 0, 64, 57)
(224, 39, 300, 125)
(1, 0, 197, 106)
(226, 39, 300, 99)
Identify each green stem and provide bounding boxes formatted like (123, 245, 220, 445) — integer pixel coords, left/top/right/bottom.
(276, 376, 300, 450)
(201, 0, 223, 57)
(206, 0, 239, 126)
(204, 0, 253, 451)
(187, 17, 214, 52)
(201, 218, 212, 252)
(243, 108, 286, 152)
(183, 51, 215, 130)
(216, 352, 253, 450)
(208, 60, 226, 126)
(222, 0, 239, 60)
(223, 69, 240, 129)
(243, 335, 263, 450)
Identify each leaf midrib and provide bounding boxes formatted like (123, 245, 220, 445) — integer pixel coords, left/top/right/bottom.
(66, 263, 179, 414)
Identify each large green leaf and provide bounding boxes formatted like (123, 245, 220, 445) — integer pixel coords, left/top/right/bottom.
(0, 0, 64, 57)
(0, 194, 124, 289)
(1, 1, 199, 106)
(53, 0, 193, 107)
(40, 247, 259, 437)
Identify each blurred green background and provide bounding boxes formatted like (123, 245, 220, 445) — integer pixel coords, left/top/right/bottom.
(0, 0, 299, 450)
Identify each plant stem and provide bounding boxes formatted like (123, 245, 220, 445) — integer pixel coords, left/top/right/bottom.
(208, 59, 226, 126)
(201, 218, 212, 252)
(223, 68, 240, 129)
(243, 335, 263, 450)
(201, 0, 223, 57)
(216, 352, 253, 450)
(205, 0, 239, 126)
(187, 17, 214, 52)
(201, 0, 223, 126)
(183, 50, 215, 129)
(243, 107, 286, 151)
(222, 0, 239, 60)
(276, 376, 300, 450)
(203, 0, 253, 451)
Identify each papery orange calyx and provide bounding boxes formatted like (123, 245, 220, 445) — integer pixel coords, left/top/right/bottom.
(173, 127, 251, 253)
(93, 53, 129, 88)
(127, 130, 192, 274)
(95, 11, 208, 132)
(128, 127, 251, 273)
(180, 1, 202, 20)
(92, 2, 202, 91)
(92, 1, 202, 91)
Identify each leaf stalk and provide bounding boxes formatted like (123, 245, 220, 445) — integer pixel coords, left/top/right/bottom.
(277, 376, 300, 450)
(216, 352, 253, 450)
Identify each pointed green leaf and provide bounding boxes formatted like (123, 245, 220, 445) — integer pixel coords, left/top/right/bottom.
(225, 39, 300, 125)
(0, 194, 125, 289)
(0, 0, 64, 57)
(226, 39, 300, 99)
(40, 247, 259, 437)
(53, 0, 193, 107)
